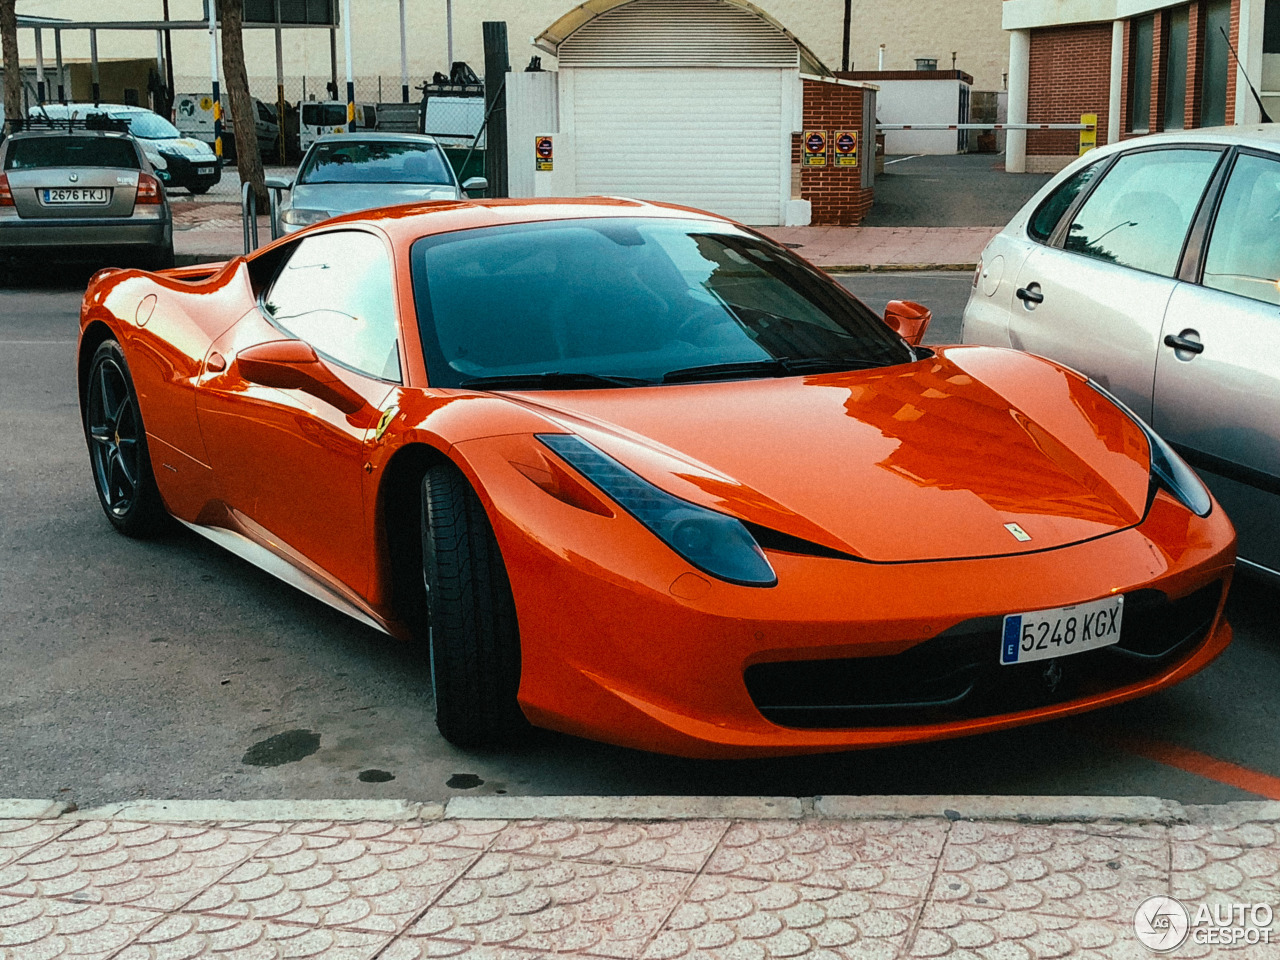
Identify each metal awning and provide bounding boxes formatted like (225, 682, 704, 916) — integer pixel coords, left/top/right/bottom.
(534, 0, 831, 76)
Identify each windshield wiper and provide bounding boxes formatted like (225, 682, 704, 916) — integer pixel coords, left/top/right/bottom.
(661, 357, 881, 384)
(458, 372, 653, 390)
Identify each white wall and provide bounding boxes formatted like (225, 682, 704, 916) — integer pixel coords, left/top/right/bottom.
(873, 79, 966, 155)
(15, 0, 1012, 98)
(505, 69, 559, 198)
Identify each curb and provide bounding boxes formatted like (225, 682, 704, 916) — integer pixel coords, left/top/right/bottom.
(6, 795, 1277, 825)
(171, 252, 980, 275)
(823, 262, 979, 273)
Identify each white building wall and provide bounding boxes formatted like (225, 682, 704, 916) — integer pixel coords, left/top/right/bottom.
(15, 0, 1011, 99)
(873, 79, 966, 155)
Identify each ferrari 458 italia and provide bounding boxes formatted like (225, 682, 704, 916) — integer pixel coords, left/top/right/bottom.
(77, 198, 1236, 757)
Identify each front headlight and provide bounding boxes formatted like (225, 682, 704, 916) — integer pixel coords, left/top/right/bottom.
(1085, 379, 1211, 517)
(281, 207, 332, 226)
(538, 433, 777, 587)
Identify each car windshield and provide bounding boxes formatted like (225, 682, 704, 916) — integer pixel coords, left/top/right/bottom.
(113, 112, 180, 139)
(298, 140, 454, 185)
(411, 218, 915, 388)
(4, 136, 139, 170)
(302, 103, 347, 127)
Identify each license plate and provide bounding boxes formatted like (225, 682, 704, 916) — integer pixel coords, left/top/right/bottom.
(42, 188, 110, 204)
(196, 166, 215, 175)
(1000, 595, 1124, 665)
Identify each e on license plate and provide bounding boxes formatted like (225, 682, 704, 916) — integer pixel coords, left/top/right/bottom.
(1000, 595, 1124, 665)
(42, 187, 109, 204)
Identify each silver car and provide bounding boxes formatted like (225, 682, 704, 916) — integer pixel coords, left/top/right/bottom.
(0, 125, 173, 269)
(272, 132, 485, 234)
(962, 126, 1280, 579)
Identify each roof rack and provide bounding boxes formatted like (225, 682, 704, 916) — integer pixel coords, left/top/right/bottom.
(12, 113, 131, 134)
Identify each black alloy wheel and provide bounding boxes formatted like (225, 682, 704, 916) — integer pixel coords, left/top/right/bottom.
(85, 340, 166, 536)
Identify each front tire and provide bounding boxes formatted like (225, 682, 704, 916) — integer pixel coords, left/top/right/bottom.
(84, 340, 167, 537)
(421, 463, 527, 748)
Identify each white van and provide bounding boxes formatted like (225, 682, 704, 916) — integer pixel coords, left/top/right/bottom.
(299, 101, 376, 152)
(173, 93, 280, 157)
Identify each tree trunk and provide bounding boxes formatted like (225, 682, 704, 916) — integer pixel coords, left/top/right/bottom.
(217, 0, 266, 208)
(1, 0, 22, 135)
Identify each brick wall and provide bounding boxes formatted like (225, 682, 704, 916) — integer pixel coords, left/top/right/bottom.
(1026, 0, 1243, 167)
(1027, 23, 1113, 157)
(797, 79, 874, 226)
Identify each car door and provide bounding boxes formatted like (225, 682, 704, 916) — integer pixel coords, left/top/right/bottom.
(195, 229, 402, 595)
(1007, 146, 1224, 420)
(1153, 148, 1280, 573)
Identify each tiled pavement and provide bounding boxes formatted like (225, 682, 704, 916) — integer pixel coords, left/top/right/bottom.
(2, 798, 1279, 959)
(171, 204, 998, 272)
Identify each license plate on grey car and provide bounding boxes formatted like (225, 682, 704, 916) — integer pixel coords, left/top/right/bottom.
(42, 188, 110, 204)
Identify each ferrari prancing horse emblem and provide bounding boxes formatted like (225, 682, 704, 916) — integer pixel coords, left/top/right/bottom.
(373, 405, 398, 442)
(1004, 522, 1032, 542)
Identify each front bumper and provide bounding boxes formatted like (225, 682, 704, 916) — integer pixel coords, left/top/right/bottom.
(159, 153, 221, 192)
(452, 434, 1237, 758)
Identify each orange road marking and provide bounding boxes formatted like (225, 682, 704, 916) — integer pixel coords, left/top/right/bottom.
(1116, 736, 1280, 801)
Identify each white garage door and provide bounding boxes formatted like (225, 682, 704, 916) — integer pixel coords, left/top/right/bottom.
(571, 67, 788, 226)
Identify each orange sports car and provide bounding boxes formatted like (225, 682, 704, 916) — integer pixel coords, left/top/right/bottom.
(77, 198, 1236, 758)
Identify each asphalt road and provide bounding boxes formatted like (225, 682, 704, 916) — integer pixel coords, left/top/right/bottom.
(862, 154, 1053, 228)
(2, 270, 1277, 810)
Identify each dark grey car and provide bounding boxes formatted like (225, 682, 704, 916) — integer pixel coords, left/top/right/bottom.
(0, 127, 174, 269)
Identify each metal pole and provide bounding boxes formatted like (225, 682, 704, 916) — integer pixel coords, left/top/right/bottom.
(275, 25, 286, 163)
(446, 0, 454, 66)
(841, 0, 851, 72)
(54, 30, 64, 103)
(155, 30, 164, 110)
(162, 0, 175, 114)
(209, 1, 222, 159)
(343, 0, 354, 132)
(90, 30, 101, 104)
(34, 29, 45, 104)
(399, 0, 409, 102)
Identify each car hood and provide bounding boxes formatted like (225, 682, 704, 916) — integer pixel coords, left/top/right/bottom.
(289, 182, 459, 214)
(156, 138, 218, 161)
(503, 346, 1154, 563)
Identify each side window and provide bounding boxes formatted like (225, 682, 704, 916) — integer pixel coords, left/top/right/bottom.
(1062, 148, 1220, 277)
(1202, 153, 1280, 306)
(1028, 162, 1104, 242)
(262, 231, 401, 381)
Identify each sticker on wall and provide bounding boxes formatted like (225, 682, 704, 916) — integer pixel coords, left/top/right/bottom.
(803, 130, 828, 166)
(834, 130, 859, 166)
(535, 136, 554, 171)
(1079, 113, 1098, 156)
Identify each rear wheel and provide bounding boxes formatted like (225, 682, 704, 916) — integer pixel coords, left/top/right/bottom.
(84, 340, 167, 537)
(421, 463, 527, 748)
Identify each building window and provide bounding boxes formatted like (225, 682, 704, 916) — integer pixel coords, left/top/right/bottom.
(1131, 15, 1155, 132)
(1202, 0, 1232, 126)
(1165, 6, 1190, 129)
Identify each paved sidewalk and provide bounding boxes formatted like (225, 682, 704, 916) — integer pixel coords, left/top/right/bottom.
(172, 205, 998, 272)
(3, 795, 1278, 959)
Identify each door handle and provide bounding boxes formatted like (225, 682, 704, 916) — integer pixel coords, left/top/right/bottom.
(1016, 286, 1044, 305)
(1163, 334, 1204, 355)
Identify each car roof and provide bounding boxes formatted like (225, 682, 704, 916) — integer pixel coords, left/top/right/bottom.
(266, 196, 737, 250)
(310, 132, 441, 146)
(1089, 124, 1280, 157)
(5, 127, 134, 140)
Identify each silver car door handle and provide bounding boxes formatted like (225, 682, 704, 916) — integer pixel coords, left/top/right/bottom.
(1163, 334, 1204, 355)
(1016, 286, 1044, 305)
